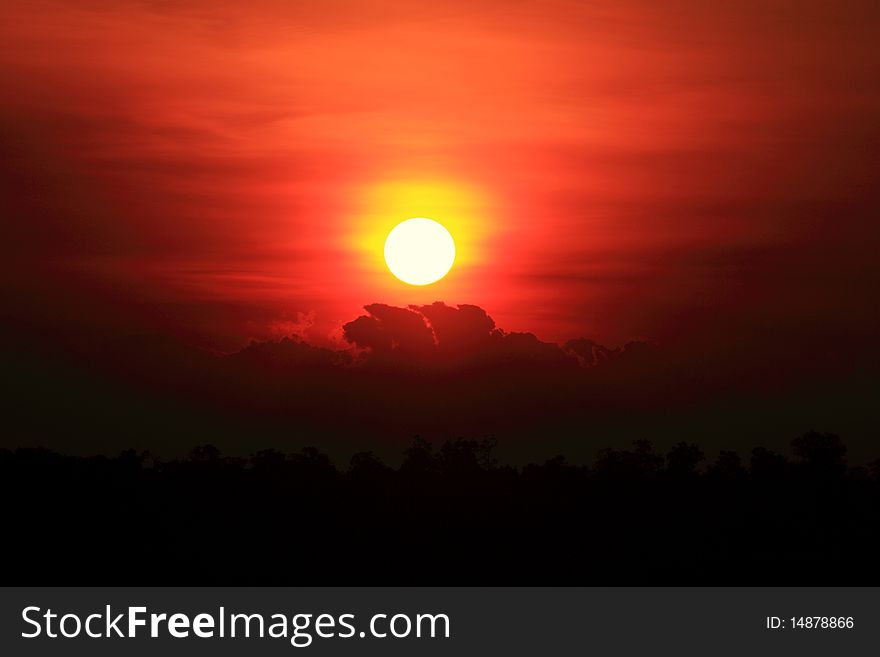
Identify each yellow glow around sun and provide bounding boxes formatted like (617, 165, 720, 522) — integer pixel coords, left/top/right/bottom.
(384, 218, 455, 285)
(349, 179, 490, 289)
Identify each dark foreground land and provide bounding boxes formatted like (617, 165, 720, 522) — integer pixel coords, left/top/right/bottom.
(3, 432, 878, 584)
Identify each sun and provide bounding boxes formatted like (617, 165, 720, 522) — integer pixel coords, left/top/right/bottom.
(384, 218, 456, 285)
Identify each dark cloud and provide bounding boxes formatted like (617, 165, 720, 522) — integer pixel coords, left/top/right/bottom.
(343, 303, 435, 355)
(341, 302, 588, 372)
(564, 338, 621, 367)
(5, 299, 876, 465)
(414, 302, 499, 349)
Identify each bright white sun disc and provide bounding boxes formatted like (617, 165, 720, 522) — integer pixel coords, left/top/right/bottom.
(384, 218, 456, 285)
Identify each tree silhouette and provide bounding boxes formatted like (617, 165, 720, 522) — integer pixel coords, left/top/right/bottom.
(1, 431, 878, 585)
(792, 431, 847, 475)
(665, 441, 705, 477)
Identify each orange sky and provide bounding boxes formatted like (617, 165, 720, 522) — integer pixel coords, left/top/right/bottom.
(2, 0, 878, 353)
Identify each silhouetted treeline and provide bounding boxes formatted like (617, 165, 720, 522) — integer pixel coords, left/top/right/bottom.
(3, 432, 879, 584)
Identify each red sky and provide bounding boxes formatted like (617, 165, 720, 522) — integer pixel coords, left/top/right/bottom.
(3, 0, 879, 355)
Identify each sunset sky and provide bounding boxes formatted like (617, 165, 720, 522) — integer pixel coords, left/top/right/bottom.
(3, 0, 879, 445)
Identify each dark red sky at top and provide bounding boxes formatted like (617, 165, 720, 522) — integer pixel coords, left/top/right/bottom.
(2, 0, 879, 366)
